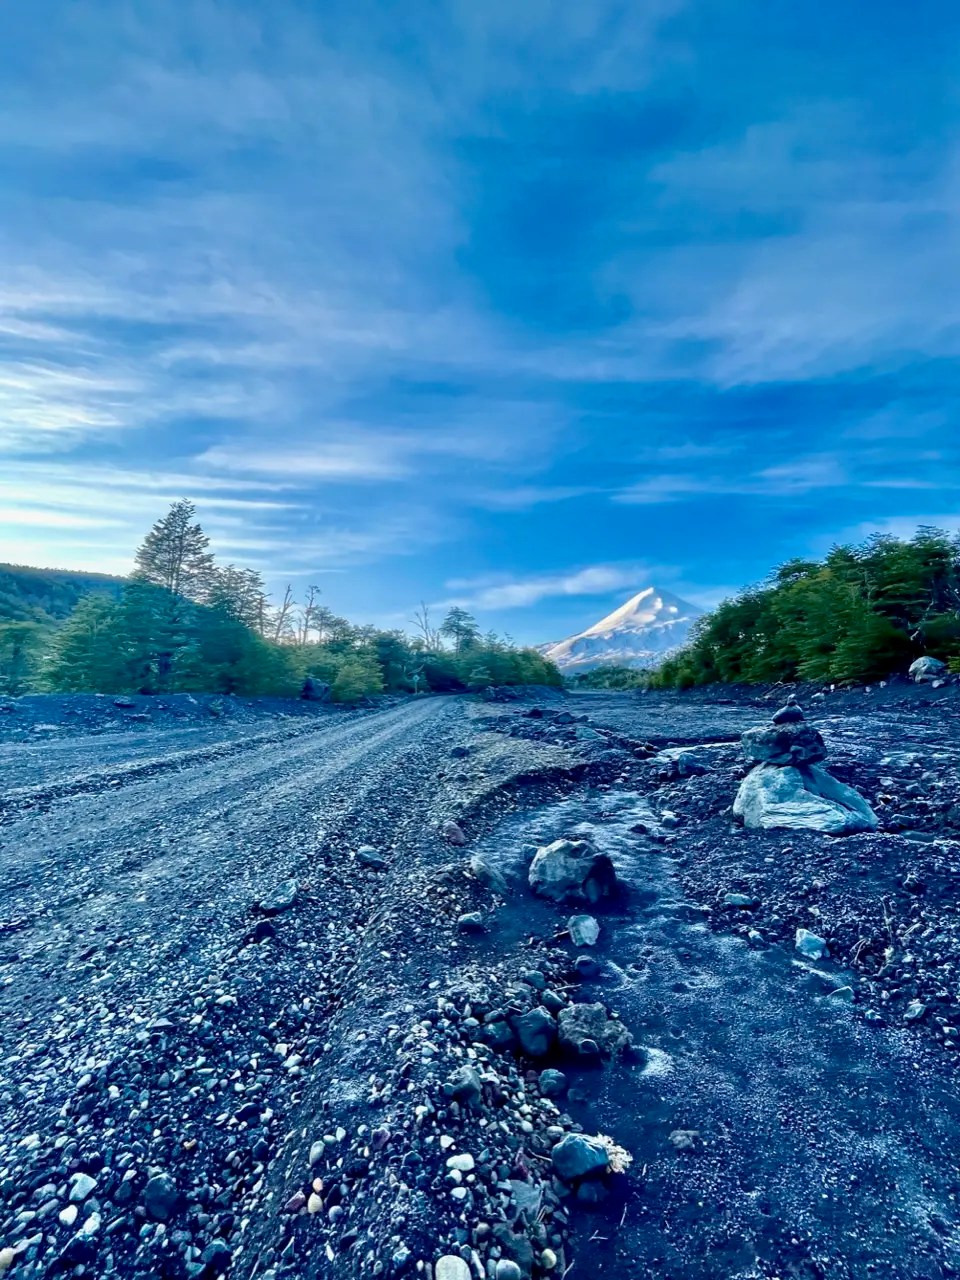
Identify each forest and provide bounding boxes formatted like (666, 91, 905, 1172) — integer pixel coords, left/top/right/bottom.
(654, 527, 960, 688)
(0, 501, 561, 700)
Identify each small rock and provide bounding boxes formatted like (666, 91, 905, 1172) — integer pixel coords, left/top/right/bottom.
(457, 911, 485, 934)
(356, 846, 387, 870)
(909, 656, 947, 684)
(511, 1006, 557, 1057)
(795, 928, 828, 960)
(496, 1263, 524, 1280)
(469, 854, 509, 895)
(446, 1153, 475, 1173)
(143, 1173, 180, 1222)
(442, 819, 468, 846)
(447, 1065, 483, 1106)
(528, 839, 618, 905)
(772, 695, 805, 725)
(567, 914, 600, 946)
(668, 1129, 702, 1152)
(69, 1173, 97, 1202)
(201, 1240, 233, 1273)
(557, 1002, 631, 1058)
(258, 879, 298, 915)
(904, 1000, 927, 1022)
(723, 893, 757, 908)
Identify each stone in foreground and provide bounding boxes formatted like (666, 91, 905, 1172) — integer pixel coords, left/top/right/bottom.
(436, 1258, 471, 1280)
(557, 1002, 632, 1059)
(258, 879, 298, 914)
(528, 839, 618, 904)
(734, 764, 878, 835)
(511, 1006, 557, 1057)
(795, 928, 829, 959)
(551, 1133, 611, 1182)
(567, 914, 600, 946)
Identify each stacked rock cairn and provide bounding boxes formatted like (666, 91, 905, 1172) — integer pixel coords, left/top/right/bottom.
(733, 695, 878, 835)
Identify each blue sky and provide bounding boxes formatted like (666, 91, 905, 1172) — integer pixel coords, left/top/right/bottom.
(2, 0, 959, 644)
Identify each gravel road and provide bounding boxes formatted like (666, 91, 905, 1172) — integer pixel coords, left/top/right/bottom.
(1, 696, 475, 1277)
(4, 685, 960, 1280)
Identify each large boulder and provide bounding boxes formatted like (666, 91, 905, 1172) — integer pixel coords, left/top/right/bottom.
(557, 1002, 632, 1059)
(734, 764, 877, 835)
(528, 839, 618, 904)
(909, 656, 947, 684)
(741, 723, 827, 766)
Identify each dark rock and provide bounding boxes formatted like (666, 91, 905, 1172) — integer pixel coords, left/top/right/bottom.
(300, 676, 330, 701)
(511, 1006, 557, 1057)
(143, 1172, 181, 1222)
(258, 879, 298, 915)
(447, 1065, 483, 1106)
(457, 911, 485, 934)
(201, 1240, 233, 1274)
(441, 820, 468, 847)
(558, 1003, 632, 1058)
(551, 1134, 610, 1182)
(741, 723, 827, 766)
(538, 1068, 568, 1098)
(357, 846, 387, 870)
(772, 695, 805, 725)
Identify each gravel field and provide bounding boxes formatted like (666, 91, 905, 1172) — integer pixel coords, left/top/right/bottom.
(2, 684, 960, 1280)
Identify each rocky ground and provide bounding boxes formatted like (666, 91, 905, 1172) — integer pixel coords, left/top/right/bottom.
(2, 682, 960, 1279)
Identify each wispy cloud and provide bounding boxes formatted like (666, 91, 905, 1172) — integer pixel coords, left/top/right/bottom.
(441, 563, 669, 610)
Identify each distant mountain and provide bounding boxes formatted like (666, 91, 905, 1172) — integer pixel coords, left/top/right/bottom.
(0, 563, 126, 626)
(540, 587, 703, 673)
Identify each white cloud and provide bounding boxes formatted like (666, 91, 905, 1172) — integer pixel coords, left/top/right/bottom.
(441, 563, 668, 610)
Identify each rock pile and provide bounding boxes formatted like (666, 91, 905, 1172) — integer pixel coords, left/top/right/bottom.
(733, 697, 878, 835)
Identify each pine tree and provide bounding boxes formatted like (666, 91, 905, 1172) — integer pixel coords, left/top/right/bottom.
(46, 596, 128, 692)
(440, 606, 481, 654)
(133, 500, 214, 601)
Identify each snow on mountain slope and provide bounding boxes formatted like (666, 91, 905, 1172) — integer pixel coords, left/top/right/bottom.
(541, 587, 703, 673)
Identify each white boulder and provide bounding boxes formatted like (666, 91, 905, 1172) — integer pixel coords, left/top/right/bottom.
(734, 764, 878, 835)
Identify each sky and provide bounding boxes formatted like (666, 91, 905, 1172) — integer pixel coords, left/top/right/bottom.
(2, 0, 959, 644)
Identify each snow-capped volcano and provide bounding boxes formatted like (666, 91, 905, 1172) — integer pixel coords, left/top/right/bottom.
(541, 587, 702, 673)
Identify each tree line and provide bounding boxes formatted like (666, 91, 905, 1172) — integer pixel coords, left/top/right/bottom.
(0, 501, 561, 700)
(653, 527, 960, 688)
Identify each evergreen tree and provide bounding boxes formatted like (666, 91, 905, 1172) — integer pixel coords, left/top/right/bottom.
(133, 500, 214, 601)
(46, 596, 128, 692)
(440, 606, 481, 654)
